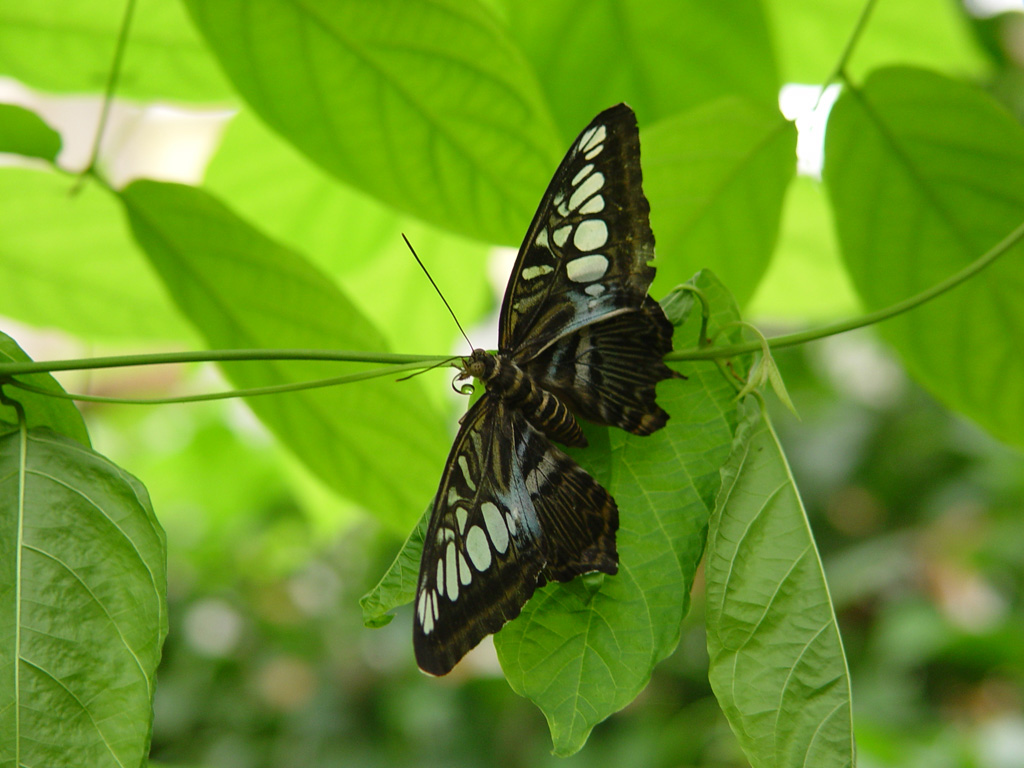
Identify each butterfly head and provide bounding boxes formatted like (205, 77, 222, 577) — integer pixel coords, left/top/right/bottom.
(452, 348, 494, 395)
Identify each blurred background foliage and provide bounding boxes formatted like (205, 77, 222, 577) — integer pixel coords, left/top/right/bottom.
(3, 0, 1024, 765)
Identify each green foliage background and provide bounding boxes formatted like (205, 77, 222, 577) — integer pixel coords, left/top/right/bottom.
(1, 0, 1024, 766)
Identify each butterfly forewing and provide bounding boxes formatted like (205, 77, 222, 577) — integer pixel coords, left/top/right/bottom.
(414, 395, 617, 676)
(499, 104, 656, 361)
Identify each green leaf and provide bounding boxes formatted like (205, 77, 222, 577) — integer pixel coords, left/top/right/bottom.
(0, 424, 167, 768)
(0, 168, 192, 341)
(119, 179, 449, 531)
(706, 398, 854, 768)
(505, 0, 779, 141)
(767, 0, 987, 85)
(360, 505, 430, 628)
(643, 97, 797, 306)
(824, 66, 1024, 450)
(495, 271, 744, 755)
(183, 0, 563, 245)
(0, 331, 89, 447)
(0, 0, 233, 100)
(203, 110, 494, 365)
(0, 104, 60, 161)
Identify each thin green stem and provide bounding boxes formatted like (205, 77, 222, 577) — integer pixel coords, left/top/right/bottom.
(0, 348, 451, 378)
(77, 0, 137, 186)
(7, 360, 442, 406)
(814, 0, 879, 109)
(668, 218, 1024, 362)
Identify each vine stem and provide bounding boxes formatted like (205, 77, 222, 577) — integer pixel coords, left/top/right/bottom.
(0, 349, 450, 377)
(668, 217, 1024, 362)
(74, 0, 137, 189)
(814, 0, 880, 109)
(6, 360, 436, 406)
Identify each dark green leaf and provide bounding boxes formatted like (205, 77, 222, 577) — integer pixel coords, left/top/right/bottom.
(119, 179, 449, 531)
(0, 331, 89, 447)
(0, 425, 166, 767)
(0, 104, 60, 161)
(183, 0, 562, 244)
(644, 98, 797, 306)
(0, 0, 233, 100)
(506, 0, 779, 141)
(825, 66, 1024, 450)
(707, 399, 854, 768)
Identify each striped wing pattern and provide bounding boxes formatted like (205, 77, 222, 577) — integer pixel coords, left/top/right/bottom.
(414, 104, 678, 675)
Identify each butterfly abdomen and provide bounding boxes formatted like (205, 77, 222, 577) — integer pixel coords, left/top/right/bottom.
(466, 350, 587, 448)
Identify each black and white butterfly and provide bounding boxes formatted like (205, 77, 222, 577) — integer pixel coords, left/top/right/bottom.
(414, 104, 680, 676)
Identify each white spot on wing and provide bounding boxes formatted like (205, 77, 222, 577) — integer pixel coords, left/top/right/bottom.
(585, 283, 606, 297)
(417, 590, 428, 623)
(553, 225, 572, 247)
(579, 195, 605, 214)
(481, 502, 509, 553)
(569, 172, 604, 212)
(505, 510, 518, 536)
(447, 487, 459, 506)
(445, 542, 459, 601)
(567, 254, 610, 283)
(457, 455, 476, 491)
(456, 507, 468, 534)
(585, 144, 603, 160)
(572, 164, 594, 186)
(466, 525, 491, 571)
(535, 228, 549, 249)
(522, 264, 553, 280)
(582, 124, 607, 152)
(458, 552, 472, 585)
(577, 126, 598, 151)
(573, 219, 608, 251)
(436, 559, 445, 597)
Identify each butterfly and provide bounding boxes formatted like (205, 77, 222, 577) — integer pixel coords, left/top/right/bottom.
(414, 103, 680, 676)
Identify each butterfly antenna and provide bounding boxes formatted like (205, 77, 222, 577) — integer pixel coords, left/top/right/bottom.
(402, 233, 474, 353)
(395, 355, 460, 382)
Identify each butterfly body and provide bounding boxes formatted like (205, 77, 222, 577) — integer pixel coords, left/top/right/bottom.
(414, 104, 680, 676)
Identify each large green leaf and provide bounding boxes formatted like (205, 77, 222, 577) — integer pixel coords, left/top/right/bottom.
(0, 168, 192, 341)
(505, 0, 779, 141)
(707, 399, 854, 768)
(0, 332, 89, 447)
(203, 110, 494, 364)
(0, 104, 61, 161)
(119, 179, 449, 531)
(183, 0, 562, 245)
(643, 97, 797, 306)
(824, 66, 1024, 450)
(0, 423, 166, 767)
(0, 0, 232, 100)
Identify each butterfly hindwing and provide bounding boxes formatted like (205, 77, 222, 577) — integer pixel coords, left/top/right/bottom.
(414, 396, 617, 676)
(523, 295, 680, 435)
(499, 104, 656, 360)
